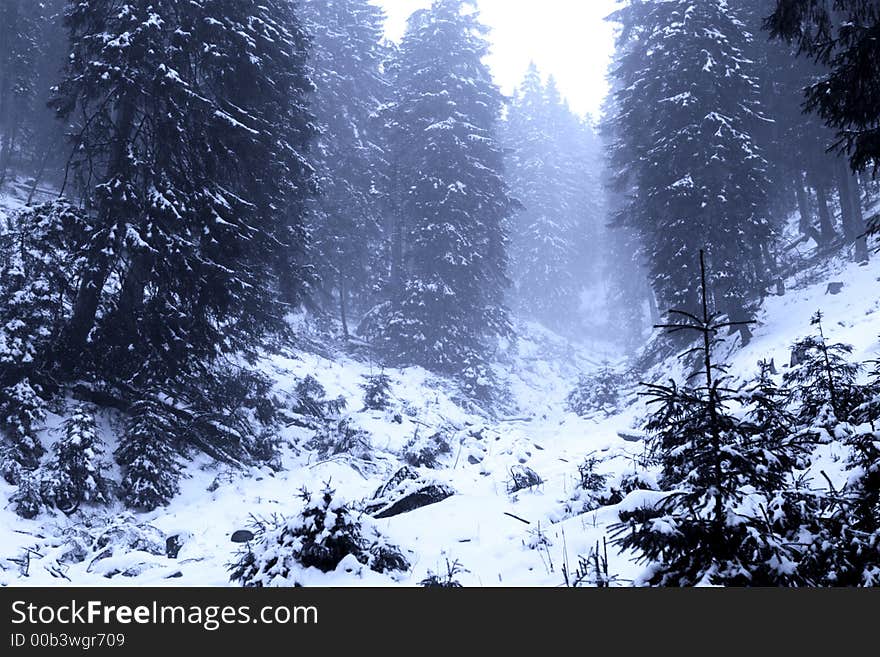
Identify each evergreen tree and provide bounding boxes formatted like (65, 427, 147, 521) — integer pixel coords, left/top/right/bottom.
(502, 66, 604, 332)
(612, 253, 804, 586)
(767, 0, 880, 174)
(115, 398, 182, 511)
(0, 0, 39, 188)
(739, 0, 871, 262)
(783, 311, 864, 430)
(361, 372, 393, 411)
(50, 0, 316, 384)
(365, 0, 513, 396)
(300, 0, 390, 334)
(0, 201, 91, 482)
(0, 379, 46, 485)
(607, 0, 774, 337)
(43, 404, 110, 512)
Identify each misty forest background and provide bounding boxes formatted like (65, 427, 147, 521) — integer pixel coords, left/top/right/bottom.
(2, 0, 880, 586)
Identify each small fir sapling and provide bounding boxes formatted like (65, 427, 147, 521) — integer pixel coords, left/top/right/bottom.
(42, 404, 110, 512)
(361, 372, 393, 411)
(783, 311, 864, 430)
(612, 251, 807, 586)
(115, 398, 183, 511)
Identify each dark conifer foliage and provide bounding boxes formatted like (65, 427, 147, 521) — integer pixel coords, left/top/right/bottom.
(300, 0, 390, 333)
(767, 0, 880, 174)
(607, 0, 775, 333)
(43, 404, 110, 512)
(51, 0, 316, 383)
(0, 201, 92, 483)
(783, 311, 864, 428)
(613, 253, 805, 586)
(115, 398, 183, 512)
(363, 0, 513, 397)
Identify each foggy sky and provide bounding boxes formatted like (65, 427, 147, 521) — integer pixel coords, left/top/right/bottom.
(375, 0, 619, 118)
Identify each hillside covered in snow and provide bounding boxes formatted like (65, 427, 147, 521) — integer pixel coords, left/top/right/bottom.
(1, 219, 878, 586)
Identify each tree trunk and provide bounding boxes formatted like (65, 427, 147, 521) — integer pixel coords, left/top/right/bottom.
(60, 95, 138, 372)
(812, 180, 837, 245)
(646, 283, 660, 325)
(795, 172, 822, 245)
(851, 173, 869, 264)
(115, 250, 153, 325)
(836, 160, 856, 242)
(339, 275, 349, 339)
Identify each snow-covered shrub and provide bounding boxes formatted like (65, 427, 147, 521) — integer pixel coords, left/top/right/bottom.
(603, 470, 659, 506)
(115, 399, 183, 511)
(569, 457, 612, 512)
(402, 430, 452, 469)
(9, 470, 44, 519)
(419, 559, 467, 587)
(361, 372, 393, 411)
(229, 486, 409, 586)
(566, 366, 625, 417)
(783, 313, 865, 429)
(0, 378, 46, 484)
(42, 404, 110, 512)
(307, 417, 372, 460)
(507, 465, 543, 494)
(291, 375, 347, 422)
(93, 514, 166, 556)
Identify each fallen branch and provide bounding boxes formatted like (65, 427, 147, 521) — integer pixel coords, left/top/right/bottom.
(504, 512, 531, 525)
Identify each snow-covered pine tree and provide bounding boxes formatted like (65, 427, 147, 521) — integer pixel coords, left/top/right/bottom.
(115, 398, 182, 512)
(0, 201, 92, 483)
(607, 0, 774, 337)
(612, 253, 804, 586)
(0, 380, 46, 486)
(768, 0, 880, 175)
(43, 404, 110, 512)
(51, 0, 316, 384)
(361, 372, 393, 411)
(503, 65, 572, 326)
(739, 0, 847, 251)
(300, 0, 390, 335)
(502, 67, 603, 332)
(0, 0, 39, 187)
(600, 80, 654, 352)
(366, 0, 513, 396)
(783, 311, 864, 431)
(783, 336, 880, 586)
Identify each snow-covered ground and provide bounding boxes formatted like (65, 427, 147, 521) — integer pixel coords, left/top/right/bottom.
(1, 185, 879, 586)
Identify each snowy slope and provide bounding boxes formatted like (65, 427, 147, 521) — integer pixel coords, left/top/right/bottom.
(1, 243, 878, 587)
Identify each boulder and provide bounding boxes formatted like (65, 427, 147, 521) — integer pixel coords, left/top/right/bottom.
(365, 467, 455, 519)
(165, 535, 184, 559)
(231, 530, 255, 544)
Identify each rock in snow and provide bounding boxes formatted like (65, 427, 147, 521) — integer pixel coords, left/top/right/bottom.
(365, 467, 455, 519)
